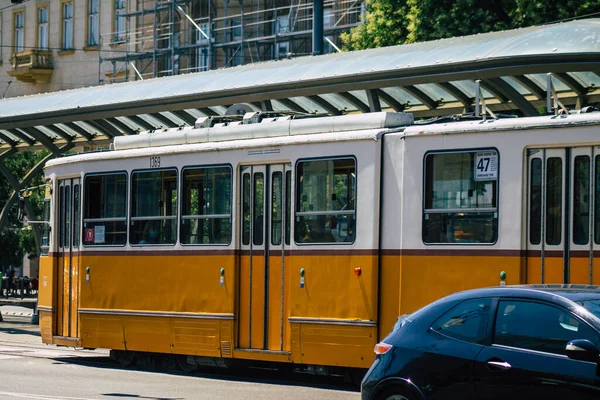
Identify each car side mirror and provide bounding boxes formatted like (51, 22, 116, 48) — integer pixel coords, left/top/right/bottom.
(565, 339, 600, 363)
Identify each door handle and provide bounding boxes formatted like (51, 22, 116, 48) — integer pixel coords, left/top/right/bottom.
(487, 360, 511, 370)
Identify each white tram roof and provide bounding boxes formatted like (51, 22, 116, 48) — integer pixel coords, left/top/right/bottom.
(46, 113, 404, 170)
(403, 112, 600, 136)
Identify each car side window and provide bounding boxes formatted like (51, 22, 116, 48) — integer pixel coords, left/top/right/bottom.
(431, 298, 492, 344)
(494, 300, 600, 355)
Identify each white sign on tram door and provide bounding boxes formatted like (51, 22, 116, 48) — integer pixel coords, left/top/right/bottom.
(474, 151, 498, 180)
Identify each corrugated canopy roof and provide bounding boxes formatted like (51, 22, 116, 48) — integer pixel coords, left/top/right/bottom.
(0, 18, 599, 152)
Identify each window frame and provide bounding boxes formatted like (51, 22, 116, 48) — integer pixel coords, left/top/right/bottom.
(572, 154, 590, 246)
(431, 297, 494, 345)
(41, 198, 51, 255)
(113, 0, 126, 42)
(422, 147, 500, 245)
(294, 155, 358, 246)
(179, 163, 233, 247)
(82, 171, 129, 248)
(87, 0, 99, 48)
(13, 10, 25, 53)
(61, 1, 74, 51)
(36, 4, 49, 50)
(129, 167, 179, 247)
(595, 155, 600, 245)
(491, 298, 600, 356)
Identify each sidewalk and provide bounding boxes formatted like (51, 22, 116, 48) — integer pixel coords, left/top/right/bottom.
(0, 297, 37, 310)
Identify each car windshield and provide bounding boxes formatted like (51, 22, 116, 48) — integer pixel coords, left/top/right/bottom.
(581, 299, 600, 321)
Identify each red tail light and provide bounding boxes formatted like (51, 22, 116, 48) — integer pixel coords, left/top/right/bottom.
(374, 342, 393, 355)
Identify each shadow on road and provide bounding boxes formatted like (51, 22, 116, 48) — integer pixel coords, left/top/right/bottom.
(0, 325, 40, 337)
(51, 355, 359, 393)
(104, 394, 184, 400)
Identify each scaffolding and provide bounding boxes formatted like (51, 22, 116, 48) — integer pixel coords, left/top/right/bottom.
(98, 0, 365, 84)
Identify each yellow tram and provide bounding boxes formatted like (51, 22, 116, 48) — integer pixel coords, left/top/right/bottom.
(37, 110, 600, 374)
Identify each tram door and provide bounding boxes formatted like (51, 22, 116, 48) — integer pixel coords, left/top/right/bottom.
(56, 178, 81, 337)
(238, 164, 291, 351)
(526, 147, 600, 285)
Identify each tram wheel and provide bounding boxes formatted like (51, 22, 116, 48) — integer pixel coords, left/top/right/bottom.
(176, 355, 197, 373)
(115, 350, 137, 367)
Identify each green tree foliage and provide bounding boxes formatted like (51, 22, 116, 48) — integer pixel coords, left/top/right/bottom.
(0, 229, 23, 270)
(509, 1, 600, 27)
(406, 0, 511, 43)
(0, 150, 49, 269)
(341, 0, 410, 51)
(342, 0, 600, 49)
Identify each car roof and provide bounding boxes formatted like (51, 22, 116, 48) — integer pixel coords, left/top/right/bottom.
(446, 284, 600, 303)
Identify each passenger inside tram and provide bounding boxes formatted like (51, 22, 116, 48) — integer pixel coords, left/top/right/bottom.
(140, 220, 160, 244)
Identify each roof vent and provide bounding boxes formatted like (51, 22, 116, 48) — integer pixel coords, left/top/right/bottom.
(243, 112, 261, 124)
(195, 117, 212, 129)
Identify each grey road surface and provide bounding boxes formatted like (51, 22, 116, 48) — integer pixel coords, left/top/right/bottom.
(0, 312, 360, 400)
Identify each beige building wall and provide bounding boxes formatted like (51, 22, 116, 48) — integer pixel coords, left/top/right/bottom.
(0, 0, 129, 99)
(1, 0, 363, 98)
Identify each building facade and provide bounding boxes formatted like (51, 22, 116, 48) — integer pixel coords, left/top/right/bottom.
(0, 0, 364, 99)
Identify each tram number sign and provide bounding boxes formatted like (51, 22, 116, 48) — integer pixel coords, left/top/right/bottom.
(474, 151, 498, 180)
(150, 156, 161, 168)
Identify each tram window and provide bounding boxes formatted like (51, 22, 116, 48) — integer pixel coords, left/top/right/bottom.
(423, 151, 498, 244)
(253, 173, 265, 246)
(242, 173, 251, 246)
(181, 166, 232, 245)
(83, 173, 127, 246)
(596, 156, 600, 245)
(59, 186, 65, 248)
(73, 184, 80, 248)
(41, 199, 50, 255)
(295, 158, 356, 244)
(529, 158, 542, 245)
(272, 171, 283, 246)
(285, 171, 291, 246)
(546, 158, 562, 246)
(131, 169, 177, 245)
(573, 156, 590, 245)
(64, 185, 71, 249)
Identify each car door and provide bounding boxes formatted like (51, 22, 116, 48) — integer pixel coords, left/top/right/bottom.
(474, 299, 600, 400)
(412, 298, 493, 399)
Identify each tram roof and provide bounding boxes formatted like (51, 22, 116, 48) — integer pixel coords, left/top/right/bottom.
(1, 18, 600, 153)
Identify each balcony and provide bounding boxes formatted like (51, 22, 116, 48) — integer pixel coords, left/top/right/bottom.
(7, 50, 54, 83)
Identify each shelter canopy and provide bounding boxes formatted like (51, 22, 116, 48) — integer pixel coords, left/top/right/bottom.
(0, 18, 599, 151)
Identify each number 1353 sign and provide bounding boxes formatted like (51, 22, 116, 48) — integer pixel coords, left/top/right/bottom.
(475, 151, 498, 181)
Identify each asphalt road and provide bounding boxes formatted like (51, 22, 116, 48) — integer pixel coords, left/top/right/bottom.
(0, 307, 360, 400)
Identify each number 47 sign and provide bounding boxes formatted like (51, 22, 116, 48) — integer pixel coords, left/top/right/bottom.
(475, 151, 498, 181)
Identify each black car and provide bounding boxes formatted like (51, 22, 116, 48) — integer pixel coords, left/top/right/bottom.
(361, 285, 600, 400)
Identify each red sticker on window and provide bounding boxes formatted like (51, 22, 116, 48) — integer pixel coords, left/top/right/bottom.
(85, 228, 94, 243)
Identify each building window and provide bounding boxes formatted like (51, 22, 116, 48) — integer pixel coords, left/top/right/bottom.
(295, 158, 356, 244)
(195, 22, 210, 71)
(62, 2, 74, 50)
(181, 166, 232, 245)
(130, 169, 177, 245)
(38, 7, 49, 50)
(423, 150, 498, 244)
(114, 0, 126, 41)
(88, 0, 99, 46)
(14, 12, 24, 53)
(83, 173, 128, 246)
